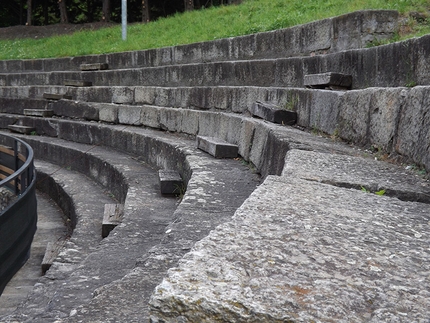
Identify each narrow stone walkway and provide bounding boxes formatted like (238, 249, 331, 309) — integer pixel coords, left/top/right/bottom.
(0, 192, 68, 317)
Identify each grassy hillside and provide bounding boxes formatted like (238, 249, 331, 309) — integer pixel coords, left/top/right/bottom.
(0, 0, 429, 60)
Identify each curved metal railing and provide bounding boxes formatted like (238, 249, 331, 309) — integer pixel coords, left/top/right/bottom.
(0, 134, 37, 295)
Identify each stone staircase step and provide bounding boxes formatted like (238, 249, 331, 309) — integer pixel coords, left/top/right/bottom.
(102, 204, 124, 238)
(158, 170, 184, 195)
(43, 93, 72, 100)
(249, 101, 297, 125)
(304, 72, 352, 90)
(0, 11, 398, 74)
(80, 63, 109, 71)
(8, 125, 35, 134)
(196, 135, 238, 158)
(64, 79, 93, 87)
(24, 109, 54, 118)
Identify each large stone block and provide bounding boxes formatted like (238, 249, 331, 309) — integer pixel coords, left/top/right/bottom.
(64, 79, 93, 87)
(337, 89, 375, 145)
(24, 109, 54, 118)
(80, 63, 109, 71)
(308, 89, 343, 135)
(304, 72, 352, 89)
(112, 86, 134, 104)
(134, 87, 156, 105)
(196, 136, 238, 158)
(158, 170, 184, 195)
(368, 88, 405, 151)
(396, 86, 430, 169)
(140, 105, 161, 129)
(118, 105, 143, 126)
(158, 107, 183, 132)
(249, 101, 297, 125)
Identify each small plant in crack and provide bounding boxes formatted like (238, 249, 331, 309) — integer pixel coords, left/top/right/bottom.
(361, 186, 386, 196)
(173, 183, 186, 200)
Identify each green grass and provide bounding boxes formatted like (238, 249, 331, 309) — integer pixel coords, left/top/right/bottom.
(1, 0, 429, 60)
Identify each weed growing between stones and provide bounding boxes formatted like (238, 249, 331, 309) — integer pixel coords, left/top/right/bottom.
(405, 80, 417, 87)
(173, 183, 186, 201)
(283, 94, 299, 111)
(361, 186, 386, 195)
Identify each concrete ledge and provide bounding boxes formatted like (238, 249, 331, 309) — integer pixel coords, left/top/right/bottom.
(8, 125, 35, 134)
(102, 204, 124, 238)
(158, 170, 184, 195)
(64, 79, 93, 87)
(80, 63, 109, 71)
(43, 93, 72, 100)
(24, 109, 54, 118)
(249, 101, 297, 125)
(304, 72, 352, 89)
(196, 135, 238, 158)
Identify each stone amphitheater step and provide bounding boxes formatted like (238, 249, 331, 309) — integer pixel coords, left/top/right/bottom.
(8, 124, 35, 134)
(0, 11, 399, 74)
(1, 28, 429, 90)
(23, 109, 54, 118)
(0, 85, 296, 114)
(148, 149, 430, 322)
(0, 133, 181, 322)
(0, 192, 68, 318)
(0, 121, 261, 321)
(0, 103, 366, 180)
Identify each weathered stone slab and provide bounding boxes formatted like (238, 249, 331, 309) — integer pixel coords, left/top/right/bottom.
(196, 135, 238, 158)
(249, 101, 297, 125)
(8, 125, 35, 135)
(64, 79, 93, 87)
(158, 170, 184, 195)
(43, 93, 72, 100)
(24, 109, 54, 118)
(304, 72, 352, 89)
(41, 240, 66, 275)
(80, 63, 109, 71)
(102, 203, 124, 238)
(149, 175, 430, 322)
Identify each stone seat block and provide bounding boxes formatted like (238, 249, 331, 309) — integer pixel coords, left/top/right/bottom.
(43, 93, 72, 100)
(196, 136, 238, 158)
(24, 109, 54, 118)
(158, 170, 184, 195)
(304, 72, 352, 90)
(249, 101, 297, 125)
(41, 240, 66, 274)
(64, 79, 93, 87)
(80, 63, 109, 71)
(102, 203, 124, 238)
(8, 125, 36, 135)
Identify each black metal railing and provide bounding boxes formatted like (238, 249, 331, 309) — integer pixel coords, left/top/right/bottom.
(0, 134, 37, 296)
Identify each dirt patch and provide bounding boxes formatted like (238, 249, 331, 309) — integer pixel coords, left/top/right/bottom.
(0, 22, 117, 41)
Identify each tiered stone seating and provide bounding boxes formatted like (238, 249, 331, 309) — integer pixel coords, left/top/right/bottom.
(0, 9, 429, 322)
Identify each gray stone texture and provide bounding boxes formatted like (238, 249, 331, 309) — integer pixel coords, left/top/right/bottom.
(196, 135, 238, 158)
(1, 9, 430, 323)
(158, 170, 183, 195)
(304, 72, 352, 89)
(249, 101, 297, 125)
(0, 10, 397, 74)
(149, 150, 430, 322)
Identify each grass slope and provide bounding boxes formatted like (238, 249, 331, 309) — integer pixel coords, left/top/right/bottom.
(0, 0, 429, 60)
